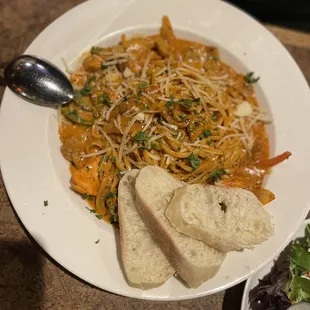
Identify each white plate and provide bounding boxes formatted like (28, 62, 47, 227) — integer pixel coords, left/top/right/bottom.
(241, 219, 310, 310)
(1, 0, 310, 301)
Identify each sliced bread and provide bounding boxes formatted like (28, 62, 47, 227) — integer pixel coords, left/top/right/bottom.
(135, 166, 226, 288)
(165, 184, 274, 252)
(118, 169, 174, 289)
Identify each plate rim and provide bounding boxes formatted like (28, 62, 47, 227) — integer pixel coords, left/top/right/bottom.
(1, 0, 310, 301)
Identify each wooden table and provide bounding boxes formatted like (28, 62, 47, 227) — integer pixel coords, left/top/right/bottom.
(1, 1, 310, 309)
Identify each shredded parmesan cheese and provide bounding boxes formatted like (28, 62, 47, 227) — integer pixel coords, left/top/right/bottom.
(161, 120, 178, 131)
(118, 114, 141, 161)
(182, 62, 204, 74)
(122, 106, 136, 117)
(216, 134, 244, 148)
(148, 133, 166, 143)
(141, 92, 156, 103)
(149, 126, 156, 135)
(102, 59, 128, 66)
(99, 128, 118, 150)
(211, 74, 229, 80)
(61, 57, 74, 74)
(82, 147, 112, 158)
(106, 96, 125, 121)
(123, 144, 138, 156)
(142, 115, 153, 132)
(148, 152, 161, 161)
(126, 157, 147, 168)
(101, 52, 131, 58)
(141, 52, 153, 79)
(148, 89, 160, 95)
(176, 131, 182, 140)
(156, 67, 168, 76)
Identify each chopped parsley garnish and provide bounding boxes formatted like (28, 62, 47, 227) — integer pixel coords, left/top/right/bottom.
(98, 155, 109, 172)
(200, 129, 212, 139)
(85, 206, 105, 221)
(212, 55, 219, 61)
(111, 156, 116, 163)
(67, 109, 78, 118)
(158, 116, 164, 124)
(210, 113, 217, 122)
(86, 206, 96, 213)
(82, 193, 93, 200)
(101, 93, 112, 105)
(105, 192, 115, 200)
(123, 96, 128, 102)
(106, 200, 114, 210)
(165, 95, 174, 109)
(179, 98, 193, 107)
(165, 101, 173, 109)
(179, 114, 187, 120)
(245, 72, 260, 84)
(209, 169, 226, 182)
(79, 88, 91, 97)
(139, 82, 149, 89)
(90, 46, 103, 54)
(151, 143, 158, 150)
(62, 107, 93, 126)
(101, 64, 108, 70)
(135, 131, 151, 142)
(73, 89, 82, 102)
(110, 213, 119, 224)
(43, 200, 48, 207)
(86, 207, 105, 221)
(95, 239, 100, 244)
(80, 77, 96, 96)
(188, 153, 200, 170)
(164, 69, 169, 73)
(179, 97, 200, 108)
(138, 144, 149, 150)
(97, 93, 111, 105)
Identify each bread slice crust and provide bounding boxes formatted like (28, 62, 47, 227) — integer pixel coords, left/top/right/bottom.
(118, 169, 174, 289)
(135, 166, 226, 288)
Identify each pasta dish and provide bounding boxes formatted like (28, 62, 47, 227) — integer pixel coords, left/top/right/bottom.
(59, 16, 291, 224)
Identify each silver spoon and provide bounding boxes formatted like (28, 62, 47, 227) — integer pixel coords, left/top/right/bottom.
(3, 55, 73, 106)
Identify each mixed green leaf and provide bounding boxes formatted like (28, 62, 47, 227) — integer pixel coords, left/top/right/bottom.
(250, 224, 310, 309)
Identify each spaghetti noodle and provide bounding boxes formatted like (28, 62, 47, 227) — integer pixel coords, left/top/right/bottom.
(59, 16, 291, 224)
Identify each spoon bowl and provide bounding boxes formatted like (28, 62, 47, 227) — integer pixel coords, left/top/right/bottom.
(4, 55, 73, 106)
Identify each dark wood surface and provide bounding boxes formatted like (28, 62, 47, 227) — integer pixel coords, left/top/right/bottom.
(1, 1, 310, 309)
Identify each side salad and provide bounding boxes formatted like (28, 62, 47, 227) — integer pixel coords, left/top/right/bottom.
(250, 224, 310, 309)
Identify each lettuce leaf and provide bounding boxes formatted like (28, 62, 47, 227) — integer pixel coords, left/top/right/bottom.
(287, 276, 310, 303)
(250, 224, 310, 309)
